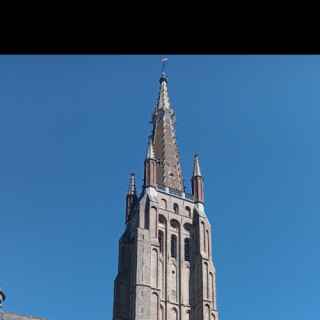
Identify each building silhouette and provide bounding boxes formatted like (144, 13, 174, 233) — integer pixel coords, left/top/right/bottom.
(113, 71, 219, 320)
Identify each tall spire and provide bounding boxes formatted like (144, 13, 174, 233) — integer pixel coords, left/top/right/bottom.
(193, 153, 202, 177)
(191, 154, 204, 203)
(144, 138, 157, 188)
(150, 64, 184, 191)
(160, 57, 168, 81)
(126, 173, 137, 223)
(128, 173, 136, 194)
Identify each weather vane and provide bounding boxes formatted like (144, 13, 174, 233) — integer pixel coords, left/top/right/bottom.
(161, 57, 168, 74)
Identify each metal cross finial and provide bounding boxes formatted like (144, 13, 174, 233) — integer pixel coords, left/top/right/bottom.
(161, 57, 168, 74)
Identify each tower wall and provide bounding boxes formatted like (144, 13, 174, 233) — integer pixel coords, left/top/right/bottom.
(113, 189, 219, 320)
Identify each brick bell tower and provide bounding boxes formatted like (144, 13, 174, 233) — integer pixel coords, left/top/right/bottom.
(112, 67, 219, 320)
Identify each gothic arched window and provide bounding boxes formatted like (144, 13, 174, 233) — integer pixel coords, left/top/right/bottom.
(144, 201, 150, 230)
(185, 206, 191, 217)
(161, 199, 167, 209)
(171, 234, 177, 258)
(184, 238, 191, 261)
(159, 230, 164, 254)
(206, 229, 210, 256)
(201, 221, 206, 252)
(170, 219, 179, 229)
(159, 214, 166, 225)
(172, 307, 178, 320)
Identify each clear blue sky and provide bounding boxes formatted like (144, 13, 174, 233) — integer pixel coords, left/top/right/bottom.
(1, 55, 319, 320)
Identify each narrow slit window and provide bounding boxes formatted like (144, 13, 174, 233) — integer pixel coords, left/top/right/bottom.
(171, 234, 177, 258)
(159, 230, 164, 254)
(184, 238, 191, 261)
(185, 206, 191, 217)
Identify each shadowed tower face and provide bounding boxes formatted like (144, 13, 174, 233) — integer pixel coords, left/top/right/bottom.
(113, 70, 219, 320)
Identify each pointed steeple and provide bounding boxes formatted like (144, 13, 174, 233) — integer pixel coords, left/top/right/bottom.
(125, 173, 137, 223)
(144, 138, 157, 188)
(128, 173, 137, 194)
(193, 154, 202, 177)
(191, 154, 205, 203)
(159, 57, 168, 85)
(150, 69, 184, 191)
(158, 74, 170, 110)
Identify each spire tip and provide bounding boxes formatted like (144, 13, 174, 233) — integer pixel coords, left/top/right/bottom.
(193, 153, 202, 177)
(160, 57, 169, 83)
(128, 173, 136, 194)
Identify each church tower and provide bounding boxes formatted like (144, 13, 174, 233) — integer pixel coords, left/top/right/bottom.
(112, 69, 219, 320)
